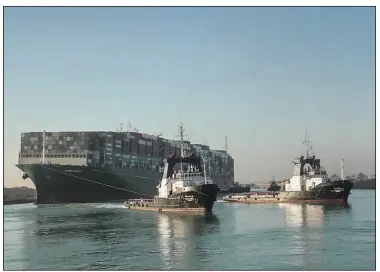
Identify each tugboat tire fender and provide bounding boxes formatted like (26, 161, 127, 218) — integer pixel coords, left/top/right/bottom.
(158, 208, 162, 212)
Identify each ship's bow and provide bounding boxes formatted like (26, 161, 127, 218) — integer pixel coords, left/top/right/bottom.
(173, 184, 219, 213)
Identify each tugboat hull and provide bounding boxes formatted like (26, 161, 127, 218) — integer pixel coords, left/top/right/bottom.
(224, 180, 354, 204)
(125, 184, 219, 213)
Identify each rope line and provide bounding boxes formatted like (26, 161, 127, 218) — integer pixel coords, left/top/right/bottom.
(40, 165, 213, 199)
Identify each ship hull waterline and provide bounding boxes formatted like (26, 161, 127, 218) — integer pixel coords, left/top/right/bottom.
(223, 180, 354, 204)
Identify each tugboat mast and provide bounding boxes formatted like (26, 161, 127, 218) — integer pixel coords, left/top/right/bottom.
(340, 158, 345, 180)
(179, 122, 185, 173)
(203, 157, 207, 183)
(179, 122, 185, 158)
(303, 130, 313, 158)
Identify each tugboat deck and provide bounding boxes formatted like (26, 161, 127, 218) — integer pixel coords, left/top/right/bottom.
(223, 190, 349, 204)
(124, 199, 207, 213)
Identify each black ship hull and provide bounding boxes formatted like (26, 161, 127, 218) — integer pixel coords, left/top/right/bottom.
(16, 164, 160, 204)
(126, 184, 219, 213)
(219, 186, 251, 194)
(16, 164, 230, 204)
(172, 183, 219, 212)
(307, 179, 354, 203)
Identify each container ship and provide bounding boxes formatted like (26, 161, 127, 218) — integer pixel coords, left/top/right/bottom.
(16, 126, 234, 204)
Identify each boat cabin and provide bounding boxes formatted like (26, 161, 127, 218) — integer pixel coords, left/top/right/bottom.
(285, 155, 327, 192)
(158, 154, 213, 198)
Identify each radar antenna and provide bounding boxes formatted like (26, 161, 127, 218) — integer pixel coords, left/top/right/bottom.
(125, 122, 139, 133)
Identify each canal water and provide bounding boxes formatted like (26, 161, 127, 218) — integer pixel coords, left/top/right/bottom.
(4, 190, 375, 270)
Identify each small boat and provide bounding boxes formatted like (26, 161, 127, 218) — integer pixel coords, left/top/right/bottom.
(124, 123, 219, 213)
(219, 182, 251, 194)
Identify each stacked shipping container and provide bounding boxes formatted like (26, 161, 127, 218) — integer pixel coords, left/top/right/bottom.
(105, 133, 113, 166)
(19, 130, 234, 180)
(114, 133, 122, 168)
(21, 132, 89, 154)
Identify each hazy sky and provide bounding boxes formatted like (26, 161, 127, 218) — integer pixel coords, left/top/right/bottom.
(4, 7, 375, 188)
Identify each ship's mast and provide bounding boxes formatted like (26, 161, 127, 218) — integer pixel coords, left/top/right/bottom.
(225, 136, 228, 153)
(42, 130, 46, 164)
(179, 122, 184, 173)
(203, 157, 207, 184)
(340, 158, 345, 180)
(179, 122, 185, 158)
(303, 130, 313, 158)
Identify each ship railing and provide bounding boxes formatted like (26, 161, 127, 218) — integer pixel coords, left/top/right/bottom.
(125, 199, 183, 208)
(127, 199, 154, 202)
(169, 175, 206, 181)
(249, 191, 280, 195)
(228, 191, 279, 197)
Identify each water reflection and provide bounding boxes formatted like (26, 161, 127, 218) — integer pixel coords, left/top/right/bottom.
(278, 203, 351, 269)
(28, 207, 125, 241)
(19, 204, 220, 270)
(279, 203, 351, 228)
(157, 213, 220, 270)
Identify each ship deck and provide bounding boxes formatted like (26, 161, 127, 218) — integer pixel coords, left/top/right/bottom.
(124, 199, 206, 213)
(223, 191, 348, 204)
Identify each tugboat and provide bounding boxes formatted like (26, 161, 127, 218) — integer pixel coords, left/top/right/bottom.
(266, 177, 282, 192)
(223, 134, 354, 204)
(124, 123, 219, 213)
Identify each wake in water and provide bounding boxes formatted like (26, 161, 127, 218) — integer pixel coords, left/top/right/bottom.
(89, 203, 126, 209)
